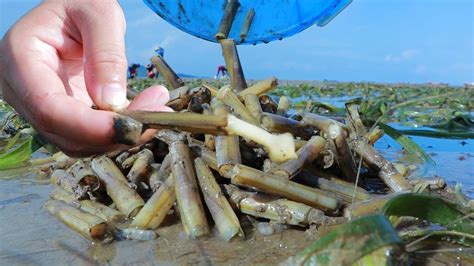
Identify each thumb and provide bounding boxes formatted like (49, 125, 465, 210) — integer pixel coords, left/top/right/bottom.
(72, 1, 128, 110)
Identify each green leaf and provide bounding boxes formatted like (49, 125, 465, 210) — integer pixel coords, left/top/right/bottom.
(353, 246, 405, 266)
(377, 123, 434, 165)
(398, 228, 474, 247)
(432, 113, 474, 130)
(285, 215, 404, 266)
(397, 129, 474, 139)
(310, 102, 345, 115)
(0, 136, 38, 170)
(382, 193, 474, 235)
(0, 132, 21, 154)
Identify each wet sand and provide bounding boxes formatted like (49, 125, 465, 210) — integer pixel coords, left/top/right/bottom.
(0, 176, 317, 265)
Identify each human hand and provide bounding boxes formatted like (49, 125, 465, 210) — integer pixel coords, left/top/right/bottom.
(0, 0, 172, 157)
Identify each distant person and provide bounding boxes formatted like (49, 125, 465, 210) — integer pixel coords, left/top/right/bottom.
(154, 46, 164, 58)
(146, 64, 156, 79)
(128, 63, 140, 79)
(216, 65, 228, 79)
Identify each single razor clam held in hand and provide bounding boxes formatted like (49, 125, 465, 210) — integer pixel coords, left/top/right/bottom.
(144, 0, 352, 45)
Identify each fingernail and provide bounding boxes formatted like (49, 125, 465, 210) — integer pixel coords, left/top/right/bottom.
(102, 84, 126, 108)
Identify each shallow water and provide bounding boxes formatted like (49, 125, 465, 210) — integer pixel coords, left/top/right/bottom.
(374, 128, 474, 198)
(290, 95, 474, 197)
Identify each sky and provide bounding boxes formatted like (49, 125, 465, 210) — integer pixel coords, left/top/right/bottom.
(1, 0, 473, 85)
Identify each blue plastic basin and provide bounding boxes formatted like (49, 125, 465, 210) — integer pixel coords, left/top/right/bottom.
(143, 0, 352, 45)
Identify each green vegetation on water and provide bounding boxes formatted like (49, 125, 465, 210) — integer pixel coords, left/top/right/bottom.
(273, 81, 473, 138)
(128, 78, 474, 138)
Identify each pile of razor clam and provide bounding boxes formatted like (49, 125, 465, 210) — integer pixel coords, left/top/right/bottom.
(42, 38, 442, 243)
